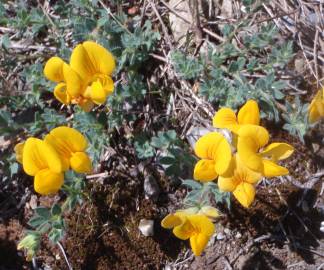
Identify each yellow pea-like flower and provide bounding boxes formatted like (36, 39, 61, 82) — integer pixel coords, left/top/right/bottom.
(213, 100, 260, 134)
(237, 125, 294, 177)
(308, 88, 324, 124)
(44, 41, 116, 111)
(22, 138, 64, 195)
(70, 41, 115, 106)
(218, 154, 262, 208)
(161, 212, 215, 256)
(193, 132, 232, 182)
(44, 126, 92, 174)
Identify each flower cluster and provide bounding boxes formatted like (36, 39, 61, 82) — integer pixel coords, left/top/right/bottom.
(308, 87, 324, 124)
(44, 41, 116, 111)
(195, 100, 294, 208)
(15, 126, 92, 195)
(161, 100, 294, 257)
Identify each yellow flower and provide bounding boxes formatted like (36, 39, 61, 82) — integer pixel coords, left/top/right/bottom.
(22, 138, 64, 195)
(213, 100, 260, 134)
(193, 132, 232, 182)
(161, 212, 215, 256)
(309, 88, 324, 124)
(218, 154, 261, 208)
(44, 41, 115, 111)
(70, 41, 115, 105)
(43, 56, 90, 110)
(237, 125, 294, 177)
(44, 126, 92, 174)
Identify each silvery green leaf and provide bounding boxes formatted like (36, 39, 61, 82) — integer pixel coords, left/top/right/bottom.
(182, 179, 202, 190)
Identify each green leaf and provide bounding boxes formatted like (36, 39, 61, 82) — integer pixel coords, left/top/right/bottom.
(1, 34, 11, 50)
(221, 25, 234, 37)
(35, 207, 50, 219)
(134, 135, 155, 159)
(10, 162, 19, 176)
(51, 204, 62, 216)
(182, 179, 202, 190)
(159, 156, 176, 165)
(28, 216, 47, 228)
(48, 228, 64, 243)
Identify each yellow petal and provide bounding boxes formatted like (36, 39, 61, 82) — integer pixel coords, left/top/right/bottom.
(90, 81, 107, 104)
(190, 233, 210, 256)
(233, 182, 255, 208)
(262, 159, 289, 177)
(45, 126, 88, 153)
(188, 215, 215, 256)
(188, 215, 215, 237)
(261, 142, 294, 161)
(103, 76, 114, 94)
(235, 154, 262, 184)
(218, 176, 239, 192)
(44, 56, 65, 82)
(161, 213, 185, 229)
(308, 90, 324, 123)
(309, 103, 321, 124)
(23, 138, 62, 176)
(53, 83, 71, 105)
(14, 142, 25, 164)
(173, 220, 193, 240)
(212, 108, 239, 132)
(237, 125, 269, 172)
(193, 159, 218, 182)
(199, 206, 219, 219)
(70, 41, 116, 81)
(314, 90, 324, 116)
(34, 169, 64, 195)
(194, 132, 232, 175)
(237, 100, 260, 126)
(62, 64, 84, 97)
(70, 152, 92, 173)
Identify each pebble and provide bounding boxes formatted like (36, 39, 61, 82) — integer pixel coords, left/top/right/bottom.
(216, 232, 226, 240)
(138, 219, 154, 237)
(235, 232, 242, 239)
(29, 195, 38, 209)
(320, 221, 324, 233)
(224, 228, 231, 235)
(144, 176, 160, 201)
(312, 143, 320, 152)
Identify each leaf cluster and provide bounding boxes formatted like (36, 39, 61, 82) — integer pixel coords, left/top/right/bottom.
(182, 180, 231, 209)
(135, 130, 195, 179)
(171, 23, 294, 122)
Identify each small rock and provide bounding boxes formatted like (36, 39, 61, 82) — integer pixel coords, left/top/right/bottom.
(235, 232, 242, 239)
(320, 221, 324, 233)
(216, 232, 225, 240)
(144, 176, 160, 201)
(294, 58, 306, 74)
(29, 195, 38, 209)
(312, 143, 320, 152)
(224, 228, 231, 235)
(138, 219, 154, 237)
